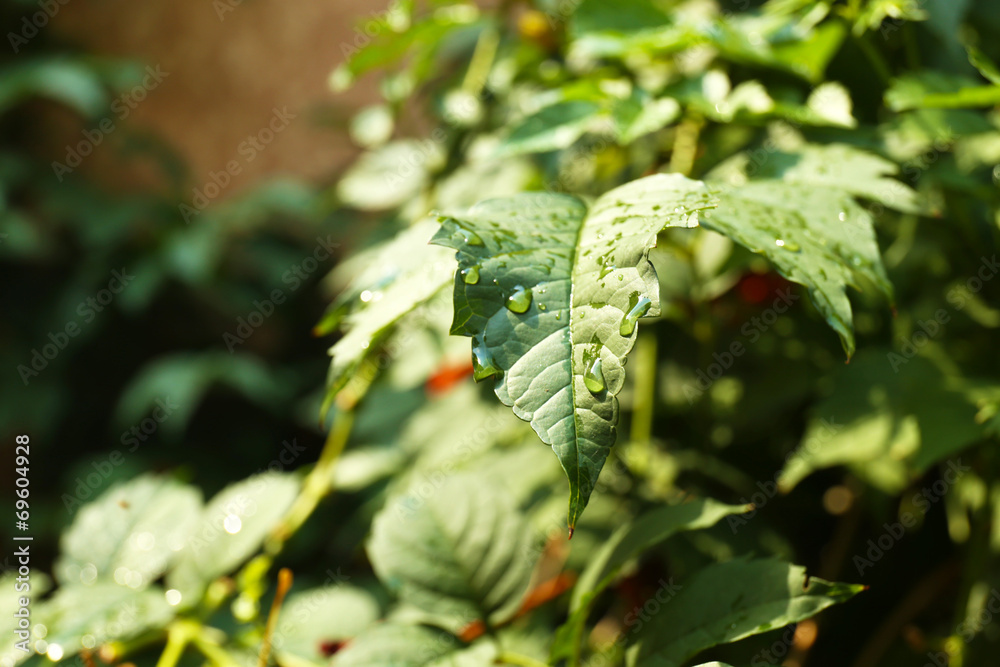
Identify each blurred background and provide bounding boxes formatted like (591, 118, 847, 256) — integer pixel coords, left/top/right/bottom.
(0, 0, 384, 567)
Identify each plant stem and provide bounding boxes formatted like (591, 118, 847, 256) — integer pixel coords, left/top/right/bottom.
(668, 115, 703, 177)
(155, 621, 198, 667)
(268, 407, 355, 549)
(258, 569, 294, 667)
(629, 332, 657, 470)
(496, 651, 550, 667)
(463, 26, 500, 96)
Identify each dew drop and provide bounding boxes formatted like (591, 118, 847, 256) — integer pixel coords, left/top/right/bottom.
(620, 295, 652, 336)
(459, 228, 484, 246)
(583, 349, 606, 394)
(774, 239, 800, 252)
(539, 304, 547, 311)
(461, 265, 480, 284)
(506, 285, 532, 313)
(471, 339, 502, 381)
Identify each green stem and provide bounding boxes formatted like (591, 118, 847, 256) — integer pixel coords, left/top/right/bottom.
(191, 630, 242, 667)
(155, 621, 198, 667)
(629, 332, 657, 472)
(496, 651, 550, 667)
(268, 408, 355, 550)
(463, 26, 500, 96)
(668, 115, 703, 177)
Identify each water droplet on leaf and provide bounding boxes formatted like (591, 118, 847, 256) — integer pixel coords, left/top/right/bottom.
(620, 295, 652, 336)
(506, 285, 532, 313)
(471, 339, 501, 381)
(461, 265, 480, 284)
(583, 351, 605, 394)
(459, 228, 483, 246)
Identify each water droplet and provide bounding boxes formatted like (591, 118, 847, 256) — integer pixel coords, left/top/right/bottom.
(774, 239, 800, 251)
(538, 304, 547, 311)
(838, 211, 846, 221)
(506, 285, 532, 313)
(620, 295, 652, 336)
(555, 313, 562, 320)
(583, 348, 606, 394)
(472, 339, 501, 381)
(617, 274, 624, 281)
(461, 265, 480, 284)
(598, 252, 616, 279)
(459, 227, 483, 246)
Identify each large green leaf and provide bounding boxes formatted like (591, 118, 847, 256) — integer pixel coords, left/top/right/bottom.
(779, 350, 984, 494)
(626, 558, 864, 667)
(552, 499, 748, 664)
(330, 624, 496, 667)
(702, 181, 892, 357)
(166, 472, 299, 600)
(733, 143, 924, 215)
(368, 474, 537, 632)
(431, 174, 717, 528)
(55, 474, 201, 589)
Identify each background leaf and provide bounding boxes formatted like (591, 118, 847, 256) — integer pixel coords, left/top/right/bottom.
(625, 558, 864, 667)
(367, 474, 536, 632)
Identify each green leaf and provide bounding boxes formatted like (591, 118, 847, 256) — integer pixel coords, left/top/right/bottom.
(337, 141, 445, 210)
(768, 20, 846, 84)
(321, 219, 455, 400)
(0, 58, 108, 116)
(431, 174, 717, 528)
(552, 499, 748, 664)
(368, 474, 537, 631)
(29, 584, 174, 661)
(611, 93, 680, 144)
(964, 40, 1000, 85)
(715, 142, 923, 214)
(885, 72, 1000, 110)
(276, 585, 381, 666)
(330, 624, 496, 667)
(167, 472, 300, 599)
(702, 181, 892, 357)
(500, 101, 602, 156)
(625, 558, 864, 667)
(778, 350, 984, 494)
(55, 474, 201, 589)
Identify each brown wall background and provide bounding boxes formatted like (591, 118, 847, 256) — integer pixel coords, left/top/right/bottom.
(48, 0, 380, 196)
